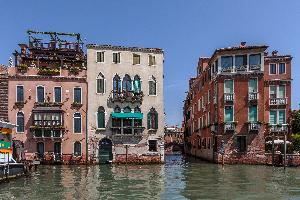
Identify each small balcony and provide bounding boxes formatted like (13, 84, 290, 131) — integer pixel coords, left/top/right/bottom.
(248, 122, 261, 132)
(34, 102, 63, 107)
(33, 120, 63, 127)
(269, 98, 287, 106)
(224, 93, 234, 102)
(269, 124, 288, 133)
(221, 67, 234, 73)
(249, 64, 261, 71)
(109, 90, 144, 103)
(248, 92, 259, 102)
(33, 129, 63, 138)
(224, 122, 235, 132)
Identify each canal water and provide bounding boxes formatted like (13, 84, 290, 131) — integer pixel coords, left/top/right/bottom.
(1, 155, 300, 200)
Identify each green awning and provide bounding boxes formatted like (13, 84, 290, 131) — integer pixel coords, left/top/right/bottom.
(112, 112, 143, 119)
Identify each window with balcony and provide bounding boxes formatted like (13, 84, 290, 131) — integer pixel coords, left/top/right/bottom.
(16, 112, 24, 133)
(96, 51, 104, 63)
(133, 75, 141, 93)
(133, 53, 140, 65)
(149, 76, 157, 95)
(16, 85, 24, 102)
(113, 52, 120, 63)
(248, 78, 258, 100)
(248, 105, 257, 122)
(149, 55, 156, 66)
(270, 64, 277, 74)
(224, 79, 234, 101)
(73, 88, 82, 104)
(36, 86, 45, 103)
(279, 63, 286, 74)
(96, 73, 105, 94)
(235, 55, 247, 69)
(73, 112, 82, 133)
(147, 108, 158, 129)
(269, 85, 286, 105)
(249, 54, 261, 69)
(97, 106, 105, 129)
(224, 106, 233, 122)
(123, 74, 132, 92)
(269, 110, 286, 125)
(221, 56, 233, 69)
(33, 112, 62, 127)
(54, 87, 62, 103)
(236, 136, 247, 152)
(73, 141, 82, 156)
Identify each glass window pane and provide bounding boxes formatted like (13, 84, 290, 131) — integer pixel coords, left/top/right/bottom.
(17, 86, 24, 102)
(224, 80, 233, 93)
(97, 79, 104, 93)
(54, 87, 61, 102)
(235, 55, 247, 67)
(270, 64, 277, 74)
(221, 56, 233, 68)
(17, 112, 24, 132)
(249, 106, 257, 122)
(74, 88, 81, 103)
(249, 54, 261, 66)
(225, 106, 233, 122)
(249, 78, 257, 93)
(269, 86, 277, 98)
(278, 86, 285, 98)
(269, 111, 277, 124)
(97, 111, 105, 128)
(278, 110, 285, 124)
(37, 86, 44, 103)
(279, 63, 285, 74)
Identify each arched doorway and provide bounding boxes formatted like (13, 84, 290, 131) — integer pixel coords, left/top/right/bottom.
(99, 138, 113, 164)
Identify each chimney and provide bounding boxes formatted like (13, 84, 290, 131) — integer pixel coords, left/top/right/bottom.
(272, 50, 278, 56)
(240, 42, 246, 48)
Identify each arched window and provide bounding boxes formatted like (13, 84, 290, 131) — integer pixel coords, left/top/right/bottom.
(96, 72, 105, 94)
(148, 76, 157, 95)
(147, 108, 158, 129)
(133, 75, 141, 93)
(73, 112, 82, 133)
(122, 74, 132, 92)
(97, 106, 105, 128)
(114, 105, 121, 113)
(123, 106, 131, 113)
(73, 141, 82, 156)
(134, 106, 141, 113)
(16, 112, 24, 133)
(113, 74, 121, 92)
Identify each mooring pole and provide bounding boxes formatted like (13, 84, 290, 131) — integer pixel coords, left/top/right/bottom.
(272, 132, 275, 166)
(284, 132, 287, 169)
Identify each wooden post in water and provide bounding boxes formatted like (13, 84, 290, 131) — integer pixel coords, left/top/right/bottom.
(272, 132, 275, 166)
(284, 132, 287, 169)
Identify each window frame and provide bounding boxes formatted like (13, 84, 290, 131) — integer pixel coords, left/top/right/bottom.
(248, 77, 258, 93)
(248, 105, 258, 122)
(73, 141, 82, 156)
(224, 106, 234, 122)
(148, 54, 156, 66)
(112, 52, 121, 64)
(16, 111, 25, 133)
(269, 109, 286, 125)
(279, 63, 286, 74)
(148, 76, 157, 96)
(16, 85, 24, 102)
(73, 112, 82, 134)
(36, 85, 45, 103)
(53, 86, 62, 103)
(96, 73, 106, 94)
(269, 63, 277, 75)
(96, 51, 105, 63)
(73, 87, 82, 104)
(224, 79, 234, 94)
(133, 53, 141, 65)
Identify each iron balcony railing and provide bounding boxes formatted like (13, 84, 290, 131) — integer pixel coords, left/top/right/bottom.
(270, 124, 288, 132)
(33, 120, 62, 127)
(248, 122, 260, 131)
(224, 93, 234, 102)
(33, 130, 63, 138)
(269, 98, 287, 106)
(219, 65, 262, 73)
(224, 122, 235, 132)
(109, 90, 144, 103)
(248, 92, 259, 101)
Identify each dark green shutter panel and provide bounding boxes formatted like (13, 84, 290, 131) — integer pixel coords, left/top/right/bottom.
(155, 113, 158, 129)
(147, 114, 151, 129)
(98, 112, 105, 128)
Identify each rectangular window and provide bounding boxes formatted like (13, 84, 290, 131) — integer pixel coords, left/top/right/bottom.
(269, 85, 277, 98)
(73, 88, 82, 103)
(221, 56, 233, 68)
(237, 136, 247, 152)
(133, 53, 140, 65)
(16, 85, 24, 102)
(149, 81, 157, 95)
(149, 55, 156, 66)
(96, 51, 104, 63)
(224, 106, 233, 122)
(36, 86, 44, 103)
(113, 52, 120, 63)
(207, 90, 210, 103)
(278, 110, 286, 124)
(278, 85, 285, 98)
(54, 87, 62, 103)
(270, 64, 277, 74)
(269, 110, 277, 124)
(249, 78, 258, 93)
(235, 55, 247, 67)
(149, 140, 157, 151)
(249, 105, 257, 122)
(224, 79, 233, 93)
(249, 54, 261, 66)
(279, 63, 286, 74)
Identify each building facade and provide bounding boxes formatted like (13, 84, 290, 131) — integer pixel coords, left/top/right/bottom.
(86, 44, 165, 164)
(7, 31, 87, 164)
(183, 42, 292, 164)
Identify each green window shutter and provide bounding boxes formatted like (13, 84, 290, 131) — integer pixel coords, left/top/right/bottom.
(98, 112, 105, 128)
(278, 86, 285, 98)
(147, 113, 151, 129)
(249, 106, 257, 122)
(224, 80, 233, 93)
(249, 78, 257, 93)
(155, 113, 158, 129)
(225, 106, 233, 122)
(269, 111, 277, 124)
(278, 110, 285, 124)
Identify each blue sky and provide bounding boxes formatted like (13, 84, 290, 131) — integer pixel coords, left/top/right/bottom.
(1, 0, 300, 126)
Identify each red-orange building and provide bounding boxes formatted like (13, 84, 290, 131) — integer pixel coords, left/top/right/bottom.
(7, 31, 87, 164)
(183, 42, 292, 164)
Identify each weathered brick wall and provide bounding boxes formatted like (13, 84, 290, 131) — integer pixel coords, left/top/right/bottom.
(0, 73, 8, 121)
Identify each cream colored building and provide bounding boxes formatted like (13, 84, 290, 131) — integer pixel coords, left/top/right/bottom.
(86, 44, 164, 163)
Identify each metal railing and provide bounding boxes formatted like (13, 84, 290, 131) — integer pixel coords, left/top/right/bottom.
(248, 92, 259, 101)
(33, 120, 62, 127)
(270, 124, 288, 132)
(248, 122, 260, 131)
(224, 93, 234, 102)
(224, 122, 235, 131)
(269, 98, 287, 105)
(109, 90, 144, 103)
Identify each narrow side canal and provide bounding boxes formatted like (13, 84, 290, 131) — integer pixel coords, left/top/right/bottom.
(1, 154, 300, 199)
